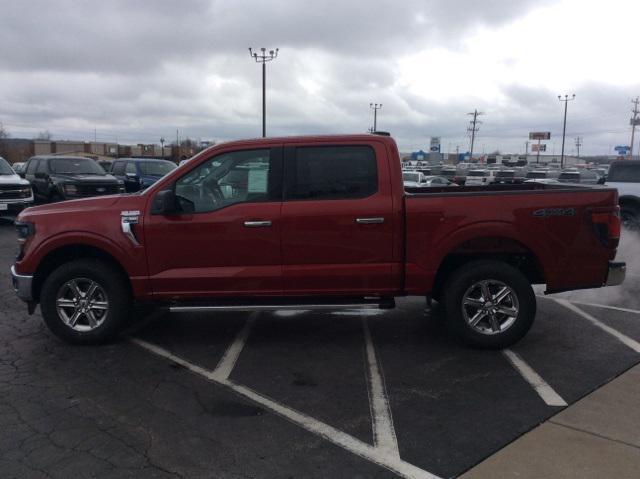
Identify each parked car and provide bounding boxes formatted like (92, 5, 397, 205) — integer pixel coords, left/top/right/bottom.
(110, 158, 177, 192)
(526, 169, 558, 181)
(97, 160, 113, 172)
(11, 134, 624, 350)
(23, 156, 124, 203)
(494, 170, 525, 184)
(403, 171, 426, 188)
(604, 160, 640, 229)
(11, 162, 26, 177)
(465, 169, 498, 186)
(0, 156, 33, 217)
(557, 169, 600, 184)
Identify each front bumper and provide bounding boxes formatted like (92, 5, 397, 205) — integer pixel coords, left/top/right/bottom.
(0, 200, 32, 216)
(10, 265, 33, 302)
(605, 261, 626, 287)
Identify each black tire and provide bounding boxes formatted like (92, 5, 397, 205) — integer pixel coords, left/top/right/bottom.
(40, 259, 131, 344)
(621, 205, 640, 231)
(443, 260, 536, 349)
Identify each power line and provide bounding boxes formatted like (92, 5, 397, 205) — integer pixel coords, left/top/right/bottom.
(467, 109, 483, 160)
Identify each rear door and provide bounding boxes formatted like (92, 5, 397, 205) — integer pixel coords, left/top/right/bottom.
(281, 142, 395, 295)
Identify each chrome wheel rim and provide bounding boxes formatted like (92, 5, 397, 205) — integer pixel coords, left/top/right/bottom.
(56, 278, 109, 332)
(462, 279, 519, 335)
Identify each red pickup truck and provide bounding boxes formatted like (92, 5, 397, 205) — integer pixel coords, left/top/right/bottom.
(11, 134, 625, 348)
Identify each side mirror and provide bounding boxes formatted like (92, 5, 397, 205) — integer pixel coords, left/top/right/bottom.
(125, 172, 139, 181)
(597, 177, 606, 185)
(151, 189, 177, 215)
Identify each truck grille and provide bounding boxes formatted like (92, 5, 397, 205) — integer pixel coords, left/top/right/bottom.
(76, 184, 120, 196)
(0, 185, 31, 199)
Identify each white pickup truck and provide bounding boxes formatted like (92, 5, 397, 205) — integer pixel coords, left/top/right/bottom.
(606, 160, 640, 229)
(0, 156, 34, 219)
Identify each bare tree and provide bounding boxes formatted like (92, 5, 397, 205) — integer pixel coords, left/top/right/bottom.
(35, 130, 52, 140)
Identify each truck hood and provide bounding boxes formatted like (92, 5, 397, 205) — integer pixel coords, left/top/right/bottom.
(49, 173, 120, 183)
(18, 195, 125, 221)
(0, 173, 30, 186)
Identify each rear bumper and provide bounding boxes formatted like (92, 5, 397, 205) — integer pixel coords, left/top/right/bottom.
(605, 261, 626, 287)
(10, 265, 33, 302)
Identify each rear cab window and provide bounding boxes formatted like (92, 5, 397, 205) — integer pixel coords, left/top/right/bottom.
(285, 145, 378, 200)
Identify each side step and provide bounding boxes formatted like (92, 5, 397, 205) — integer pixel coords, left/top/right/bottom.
(169, 296, 395, 313)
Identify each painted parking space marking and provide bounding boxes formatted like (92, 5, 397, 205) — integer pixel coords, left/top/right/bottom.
(503, 349, 567, 407)
(130, 319, 441, 479)
(363, 318, 400, 459)
(554, 299, 640, 353)
(561, 300, 640, 316)
(211, 312, 257, 381)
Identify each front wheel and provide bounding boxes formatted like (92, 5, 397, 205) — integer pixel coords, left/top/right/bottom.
(40, 259, 131, 344)
(621, 205, 640, 231)
(443, 260, 536, 349)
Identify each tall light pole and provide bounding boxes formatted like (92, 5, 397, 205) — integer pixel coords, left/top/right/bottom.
(630, 97, 639, 160)
(249, 47, 279, 138)
(370, 103, 382, 132)
(558, 94, 575, 168)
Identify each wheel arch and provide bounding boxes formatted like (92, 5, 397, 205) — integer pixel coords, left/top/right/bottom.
(33, 244, 132, 303)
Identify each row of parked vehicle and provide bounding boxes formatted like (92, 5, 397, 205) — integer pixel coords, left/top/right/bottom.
(402, 162, 609, 188)
(0, 155, 177, 217)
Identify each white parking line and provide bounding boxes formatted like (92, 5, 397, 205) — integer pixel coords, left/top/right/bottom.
(362, 318, 400, 459)
(211, 312, 258, 381)
(554, 299, 640, 353)
(130, 334, 440, 479)
(503, 349, 567, 407)
(558, 300, 640, 316)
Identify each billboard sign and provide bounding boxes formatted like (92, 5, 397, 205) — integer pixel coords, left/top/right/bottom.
(429, 137, 441, 152)
(532, 144, 547, 152)
(614, 145, 630, 152)
(529, 131, 551, 140)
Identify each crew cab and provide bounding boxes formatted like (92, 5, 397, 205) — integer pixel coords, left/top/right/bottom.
(11, 134, 625, 349)
(23, 156, 125, 202)
(110, 158, 177, 192)
(0, 156, 33, 218)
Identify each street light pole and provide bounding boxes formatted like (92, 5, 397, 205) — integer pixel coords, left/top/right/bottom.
(558, 94, 575, 168)
(369, 103, 382, 132)
(249, 47, 279, 138)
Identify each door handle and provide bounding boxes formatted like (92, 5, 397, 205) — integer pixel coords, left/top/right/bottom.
(244, 220, 272, 228)
(355, 217, 385, 224)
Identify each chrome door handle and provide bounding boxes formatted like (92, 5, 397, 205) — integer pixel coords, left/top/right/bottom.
(355, 217, 385, 224)
(244, 220, 272, 227)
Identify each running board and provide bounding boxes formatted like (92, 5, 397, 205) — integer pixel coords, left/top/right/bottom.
(169, 297, 395, 313)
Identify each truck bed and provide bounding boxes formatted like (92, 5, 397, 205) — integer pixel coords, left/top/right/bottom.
(403, 183, 620, 295)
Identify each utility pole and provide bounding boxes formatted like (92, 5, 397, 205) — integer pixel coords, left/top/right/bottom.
(160, 137, 165, 158)
(249, 47, 279, 138)
(370, 103, 382, 132)
(176, 129, 180, 159)
(467, 109, 483, 161)
(574, 136, 582, 159)
(630, 97, 640, 160)
(558, 94, 576, 168)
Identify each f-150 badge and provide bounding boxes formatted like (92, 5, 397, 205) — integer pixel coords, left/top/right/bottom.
(532, 208, 576, 217)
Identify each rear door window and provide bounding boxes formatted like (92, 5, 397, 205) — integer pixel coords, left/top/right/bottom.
(286, 146, 378, 200)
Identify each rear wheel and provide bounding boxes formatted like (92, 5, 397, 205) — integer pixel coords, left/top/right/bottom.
(40, 259, 131, 344)
(443, 260, 536, 349)
(621, 205, 640, 231)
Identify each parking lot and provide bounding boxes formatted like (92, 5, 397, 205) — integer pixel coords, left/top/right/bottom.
(1, 221, 639, 479)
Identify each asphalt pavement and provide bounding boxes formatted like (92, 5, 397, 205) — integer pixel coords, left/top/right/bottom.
(1, 220, 639, 478)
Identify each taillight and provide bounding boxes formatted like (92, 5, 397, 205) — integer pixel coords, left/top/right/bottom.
(591, 207, 620, 249)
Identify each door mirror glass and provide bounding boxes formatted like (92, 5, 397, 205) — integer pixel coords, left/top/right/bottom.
(151, 189, 178, 215)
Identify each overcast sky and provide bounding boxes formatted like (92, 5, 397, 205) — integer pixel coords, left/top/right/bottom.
(0, 0, 638, 155)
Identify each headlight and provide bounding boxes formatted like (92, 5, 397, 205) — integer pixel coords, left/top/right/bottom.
(63, 184, 77, 195)
(15, 221, 35, 244)
(20, 186, 32, 198)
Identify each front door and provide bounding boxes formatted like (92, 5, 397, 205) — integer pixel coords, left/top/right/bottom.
(144, 147, 283, 298)
(281, 142, 396, 295)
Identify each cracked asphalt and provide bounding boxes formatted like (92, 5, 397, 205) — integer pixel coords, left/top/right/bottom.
(1, 220, 639, 479)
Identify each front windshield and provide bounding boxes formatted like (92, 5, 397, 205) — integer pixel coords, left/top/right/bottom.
(140, 161, 176, 176)
(0, 157, 15, 175)
(468, 170, 487, 177)
(50, 158, 106, 175)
